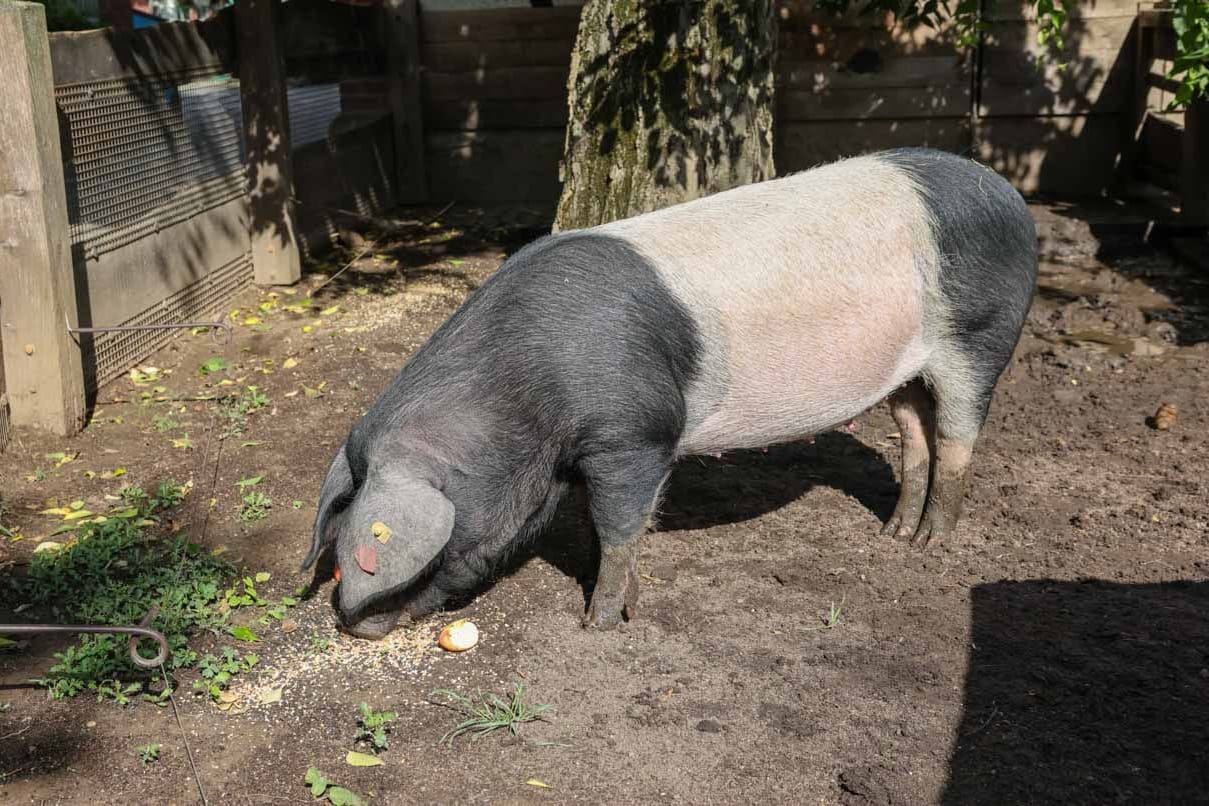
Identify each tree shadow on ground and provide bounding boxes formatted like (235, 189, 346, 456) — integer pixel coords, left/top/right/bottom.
(941, 579, 1209, 803)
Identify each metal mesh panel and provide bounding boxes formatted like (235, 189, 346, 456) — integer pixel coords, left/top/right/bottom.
(57, 70, 246, 259)
(86, 251, 254, 391)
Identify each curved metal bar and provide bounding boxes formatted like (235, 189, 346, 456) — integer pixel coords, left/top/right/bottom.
(0, 607, 169, 669)
(65, 315, 233, 346)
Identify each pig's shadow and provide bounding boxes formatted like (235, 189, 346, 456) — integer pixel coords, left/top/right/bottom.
(488, 431, 897, 608)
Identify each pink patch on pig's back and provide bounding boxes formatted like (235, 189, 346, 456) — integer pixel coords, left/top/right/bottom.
(679, 267, 928, 455)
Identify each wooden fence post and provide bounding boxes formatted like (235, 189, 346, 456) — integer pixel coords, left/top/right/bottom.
(1182, 97, 1209, 228)
(237, 0, 302, 286)
(0, 2, 87, 437)
(384, 0, 428, 204)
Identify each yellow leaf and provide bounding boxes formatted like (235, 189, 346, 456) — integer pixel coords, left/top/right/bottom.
(64, 510, 94, 521)
(39, 507, 72, 516)
(257, 687, 283, 705)
(320, 305, 340, 316)
(34, 541, 63, 553)
(69, 500, 86, 510)
(345, 751, 383, 767)
(285, 390, 299, 398)
(525, 780, 552, 789)
(243, 316, 262, 326)
(283, 358, 299, 370)
(301, 325, 314, 334)
(371, 522, 392, 544)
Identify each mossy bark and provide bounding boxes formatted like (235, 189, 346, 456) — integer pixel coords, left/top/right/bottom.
(553, 0, 777, 232)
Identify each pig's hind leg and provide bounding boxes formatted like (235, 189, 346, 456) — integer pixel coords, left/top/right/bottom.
(880, 380, 935, 540)
(579, 447, 672, 629)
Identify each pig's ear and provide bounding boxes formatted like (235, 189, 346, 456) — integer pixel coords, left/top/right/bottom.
(302, 445, 355, 571)
(336, 471, 455, 618)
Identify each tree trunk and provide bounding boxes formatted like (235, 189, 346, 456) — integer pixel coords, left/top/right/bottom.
(554, 0, 777, 232)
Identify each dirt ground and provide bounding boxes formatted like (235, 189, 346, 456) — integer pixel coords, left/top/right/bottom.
(1, 200, 1207, 805)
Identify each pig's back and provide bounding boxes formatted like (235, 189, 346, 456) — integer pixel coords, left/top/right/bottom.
(595, 153, 939, 454)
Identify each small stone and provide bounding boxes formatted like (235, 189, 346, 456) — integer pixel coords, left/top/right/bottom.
(281, 619, 299, 634)
(696, 719, 722, 733)
(85, 721, 96, 728)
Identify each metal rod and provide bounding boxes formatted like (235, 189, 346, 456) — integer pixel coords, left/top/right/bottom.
(65, 316, 233, 345)
(0, 606, 170, 669)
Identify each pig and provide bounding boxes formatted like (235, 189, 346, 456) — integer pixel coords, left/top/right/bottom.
(301, 147, 1037, 639)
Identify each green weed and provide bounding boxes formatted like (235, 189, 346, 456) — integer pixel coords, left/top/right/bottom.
(431, 680, 552, 745)
(355, 702, 398, 753)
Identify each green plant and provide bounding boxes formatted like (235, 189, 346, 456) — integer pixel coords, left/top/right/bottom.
(240, 492, 272, 522)
(152, 414, 180, 433)
(355, 702, 398, 753)
(304, 768, 367, 806)
(9, 481, 277, 704)
(804, 594, 847, 632)
(431, 680, 552, 745)
(309, 635, 334, 654)
(219, 387, 270, 437)
(193, 647, 259, 701)
(135, 743, 161, 764)
(1170, 0, 1209, 107)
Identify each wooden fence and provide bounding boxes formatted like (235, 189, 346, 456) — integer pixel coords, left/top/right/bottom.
(0, 0, 1202, 444)
(418, 0, 1198, 206)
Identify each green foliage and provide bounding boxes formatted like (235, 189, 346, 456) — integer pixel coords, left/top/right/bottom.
(193, 647, 259, 701)
(219, 386, 270, 437)
(818, 0, 1206, 103)
(136, 743, 161, 764)
(1170, 0, 1209, 107)
(431, 680, 552, 745)
(240, 491, 272, 522)
(33, 0, 98, 31)
(304, 768, 368, 806)
(355, 702, 398, 753)
(9, 481, 279, 704)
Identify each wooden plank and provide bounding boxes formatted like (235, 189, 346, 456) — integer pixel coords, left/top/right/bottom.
(986, 0, 1139, 21)
(425, 129, 564, 203)
(1182, 98, 1209, 226)
(779, 55, 969, 91)
(779, 27, 964, 61)
(0, 2, 86, 435)
(779, 85, 970, 121)
(384, 0, 427, 203)
(77, 197, 249, 328)
(776, 118, 972, 174)
(421, 6, 583, 44)
(425, 98, 569, 130)
(978, 18, 1136, 116)
(974, 115, 1125, 195)
(424, 66, 570, 101)
(1140, 114, 1185, 175)
(49, 9, 236, 85)
(421, 38, 573, 72)
(237, 0, 301, 286)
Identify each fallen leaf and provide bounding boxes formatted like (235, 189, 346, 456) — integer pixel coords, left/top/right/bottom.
(345, 751, 383, 767)
(254, 571, 270, 583)
(281, 619, 299, 634)
(283, 357, 299, 370)
(526, 779, 552, 789)
(327, 787, 367, 806)
(320, 305, 340, 316)
(34, 541, 63, 553)
(257, 687, 283, 705)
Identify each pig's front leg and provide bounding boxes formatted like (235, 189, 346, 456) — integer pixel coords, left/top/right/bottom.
(580, 448, 672, 629)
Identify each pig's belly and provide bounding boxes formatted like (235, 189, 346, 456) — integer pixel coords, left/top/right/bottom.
(676, 307, 930, 456)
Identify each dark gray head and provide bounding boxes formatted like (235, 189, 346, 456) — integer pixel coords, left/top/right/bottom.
(303, 449, 455, 626)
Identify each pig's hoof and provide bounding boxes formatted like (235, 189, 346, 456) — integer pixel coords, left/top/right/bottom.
(581, 599, 629, 630)
(880, 515, 918, 541)
(908, 514, 946, 549)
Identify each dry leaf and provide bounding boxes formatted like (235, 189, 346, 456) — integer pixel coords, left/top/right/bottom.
(345, 751, 383, 767)
(525, 779, 552, 789)
(257, 687, 283, 705)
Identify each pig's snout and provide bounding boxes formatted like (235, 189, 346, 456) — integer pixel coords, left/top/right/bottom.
(339, 607, 404, 641)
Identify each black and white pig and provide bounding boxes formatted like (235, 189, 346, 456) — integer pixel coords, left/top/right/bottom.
(301, 147, 1037, 639)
